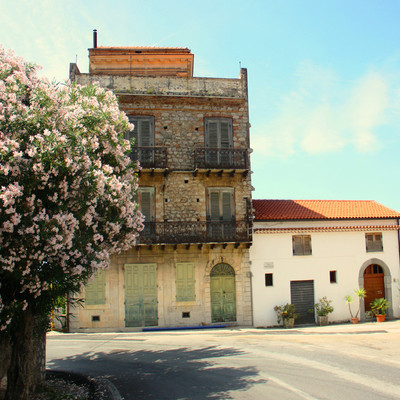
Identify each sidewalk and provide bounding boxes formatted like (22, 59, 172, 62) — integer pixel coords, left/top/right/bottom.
(225, 318, 400, 335)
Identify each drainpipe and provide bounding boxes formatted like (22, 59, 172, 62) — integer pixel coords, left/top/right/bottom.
(248, 263, 254, 327)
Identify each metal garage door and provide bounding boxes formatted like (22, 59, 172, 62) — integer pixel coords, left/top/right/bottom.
(290, 280, 315, 325)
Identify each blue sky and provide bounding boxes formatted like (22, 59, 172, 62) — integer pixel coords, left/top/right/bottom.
(2, 0, 400, 211)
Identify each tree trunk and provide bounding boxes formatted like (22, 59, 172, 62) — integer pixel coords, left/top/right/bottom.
(0, 334, 11, 392)
(5, 311, 46, 400)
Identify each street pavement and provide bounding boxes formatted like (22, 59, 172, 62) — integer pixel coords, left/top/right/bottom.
(46, 320, 400, 399)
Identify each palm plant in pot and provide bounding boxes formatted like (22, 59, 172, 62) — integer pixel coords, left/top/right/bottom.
(313, 297, 334, 326)
(345, 288, 366, 323)
(369, 298, 389, 322)
(274, 303, 298, 328)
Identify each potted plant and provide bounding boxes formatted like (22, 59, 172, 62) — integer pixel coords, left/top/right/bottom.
(313, 297, 334, 326)
(345, 288, 366, 323)
(369, 298, 389, 322)
(274, 303, 298, 328)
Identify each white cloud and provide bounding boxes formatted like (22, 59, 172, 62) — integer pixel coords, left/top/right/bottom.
(252, 62, 391, 157)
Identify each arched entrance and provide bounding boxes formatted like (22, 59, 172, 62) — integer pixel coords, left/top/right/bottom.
(210, 263, 236, 323)
(359, 258, 393, 319)
(363, 264, 385, 312)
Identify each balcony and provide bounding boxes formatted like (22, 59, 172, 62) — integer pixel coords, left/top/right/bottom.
(194, 148, 249, 170)
(130, 146, 167, 169)
(137, 220, 251, 245)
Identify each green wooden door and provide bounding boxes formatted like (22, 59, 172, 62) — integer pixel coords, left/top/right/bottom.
(210, 264, 236, 323)
(125, 264, 157, 327)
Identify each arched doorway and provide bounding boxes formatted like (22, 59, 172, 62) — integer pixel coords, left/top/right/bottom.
(210, 263, 236, 323)
(363, 264, 385, 312)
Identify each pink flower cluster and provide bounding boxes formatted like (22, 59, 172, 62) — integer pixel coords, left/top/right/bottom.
(0, 46, 144, 330)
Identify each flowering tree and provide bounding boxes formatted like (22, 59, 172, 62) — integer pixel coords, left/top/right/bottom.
(0, 47, 143, 400)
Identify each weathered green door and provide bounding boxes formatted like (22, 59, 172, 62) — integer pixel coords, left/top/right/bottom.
(125, 264, 157, 327)
(210, 263, 236, 323)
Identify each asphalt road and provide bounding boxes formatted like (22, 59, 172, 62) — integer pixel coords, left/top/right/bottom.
(46, 321, 400, 400)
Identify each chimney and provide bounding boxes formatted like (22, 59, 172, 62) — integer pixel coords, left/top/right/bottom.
(93, 29, 97, 49)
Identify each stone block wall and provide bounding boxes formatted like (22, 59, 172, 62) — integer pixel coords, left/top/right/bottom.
(70, 244, 252, 331)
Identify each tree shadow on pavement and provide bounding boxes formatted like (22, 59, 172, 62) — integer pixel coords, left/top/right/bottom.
(48, 346, 266, 400)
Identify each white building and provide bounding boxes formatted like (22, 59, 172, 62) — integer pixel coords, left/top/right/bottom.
(250, 200, 400, 327)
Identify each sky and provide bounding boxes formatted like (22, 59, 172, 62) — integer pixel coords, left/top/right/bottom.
(2, 0, 400, 211)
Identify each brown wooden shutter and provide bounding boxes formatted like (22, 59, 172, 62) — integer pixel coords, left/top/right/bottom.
(207, 121, 219, 148)
(140, 190, 152, 222)
(220, 121, 232, 148)
(303, 235, 312, 255)
(222, 191, 233, 221)
(210, 192, 220, 220)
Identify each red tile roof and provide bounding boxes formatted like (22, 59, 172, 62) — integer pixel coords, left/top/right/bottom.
(95, 46, 191, 52)
(253, 200, 400, 221)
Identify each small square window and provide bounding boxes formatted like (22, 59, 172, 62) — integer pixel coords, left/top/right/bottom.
(365, 233, 383, 252)
(292, 235, 312, 256)
(265, 273, 273, 287)
(330, 270, 337, 283)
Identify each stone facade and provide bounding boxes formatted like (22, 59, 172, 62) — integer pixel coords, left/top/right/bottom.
(69, 46, 253, 331)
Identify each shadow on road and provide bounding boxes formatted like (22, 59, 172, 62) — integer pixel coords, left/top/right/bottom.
(48, 346, 266, 399)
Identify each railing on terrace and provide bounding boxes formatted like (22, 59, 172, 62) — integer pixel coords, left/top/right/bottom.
(194, 148, 249, 170)
(138, 220, 251, 245)
(129, 146, 167, 169)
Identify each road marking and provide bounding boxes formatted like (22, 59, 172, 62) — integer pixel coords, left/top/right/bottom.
(267, 375, 321, 400)
(251, 349, 400, 399)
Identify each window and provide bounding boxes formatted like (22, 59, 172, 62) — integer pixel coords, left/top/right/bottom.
(366, 233, 383, 252)
(204, 118, 233, 166)
(265, 273, 273, 286)
(85, 271, 106, 306)
(207, 188, 235, 241)
(205, 118, 233, 148)
(135, 188, 155, 237)
(176, 263, 195, 302)
(126, 116, 155, 166)
(207, 188, 234, 221)
(126, 116, 154, 147)
(330, 270, 337, 283)
(292, 235, 312, 256)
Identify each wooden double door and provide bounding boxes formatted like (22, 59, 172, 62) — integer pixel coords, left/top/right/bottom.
(125, 264, 158, 327)
(210, 264, 236, 323)
(364, 264, 385, 311)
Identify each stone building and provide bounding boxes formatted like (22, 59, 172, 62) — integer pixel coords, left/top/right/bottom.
(69, 41, 253, 330)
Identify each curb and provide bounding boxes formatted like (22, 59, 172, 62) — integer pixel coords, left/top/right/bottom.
(46, 370, 122, 400)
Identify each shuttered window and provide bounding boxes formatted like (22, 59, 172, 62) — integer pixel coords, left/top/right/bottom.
(176, 263, 195, 302)
(126, 116, 154, 147)
(135, 188, 155, 222)
(205, 118, 233, 149)
(207, 188, 234, 221)
(85, 271, 106, 306)
(292, 235, 312, 256)
(365, 233, 383, 252)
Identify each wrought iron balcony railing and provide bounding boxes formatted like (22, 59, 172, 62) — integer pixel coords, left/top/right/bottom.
(138, 220, 251, 245)
(194, 148, 249, 170)
(129, 146, 167, 169)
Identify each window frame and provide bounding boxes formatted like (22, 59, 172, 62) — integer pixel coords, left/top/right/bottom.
(265, 273, 273, 287)
(204, 118, 233, 149)
(85, 270, 106, 306)
(206, 187, 235, 221)
(365, 232, 383, 252)
(135, 187, 155, 222)
(176, 263, 196, 302)
(292, 235, 312, 256)
(126, 116, 155, 147)
(329, 270, 337, 284)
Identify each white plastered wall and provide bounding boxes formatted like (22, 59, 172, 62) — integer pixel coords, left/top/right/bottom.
(250, 219, 400, 327)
